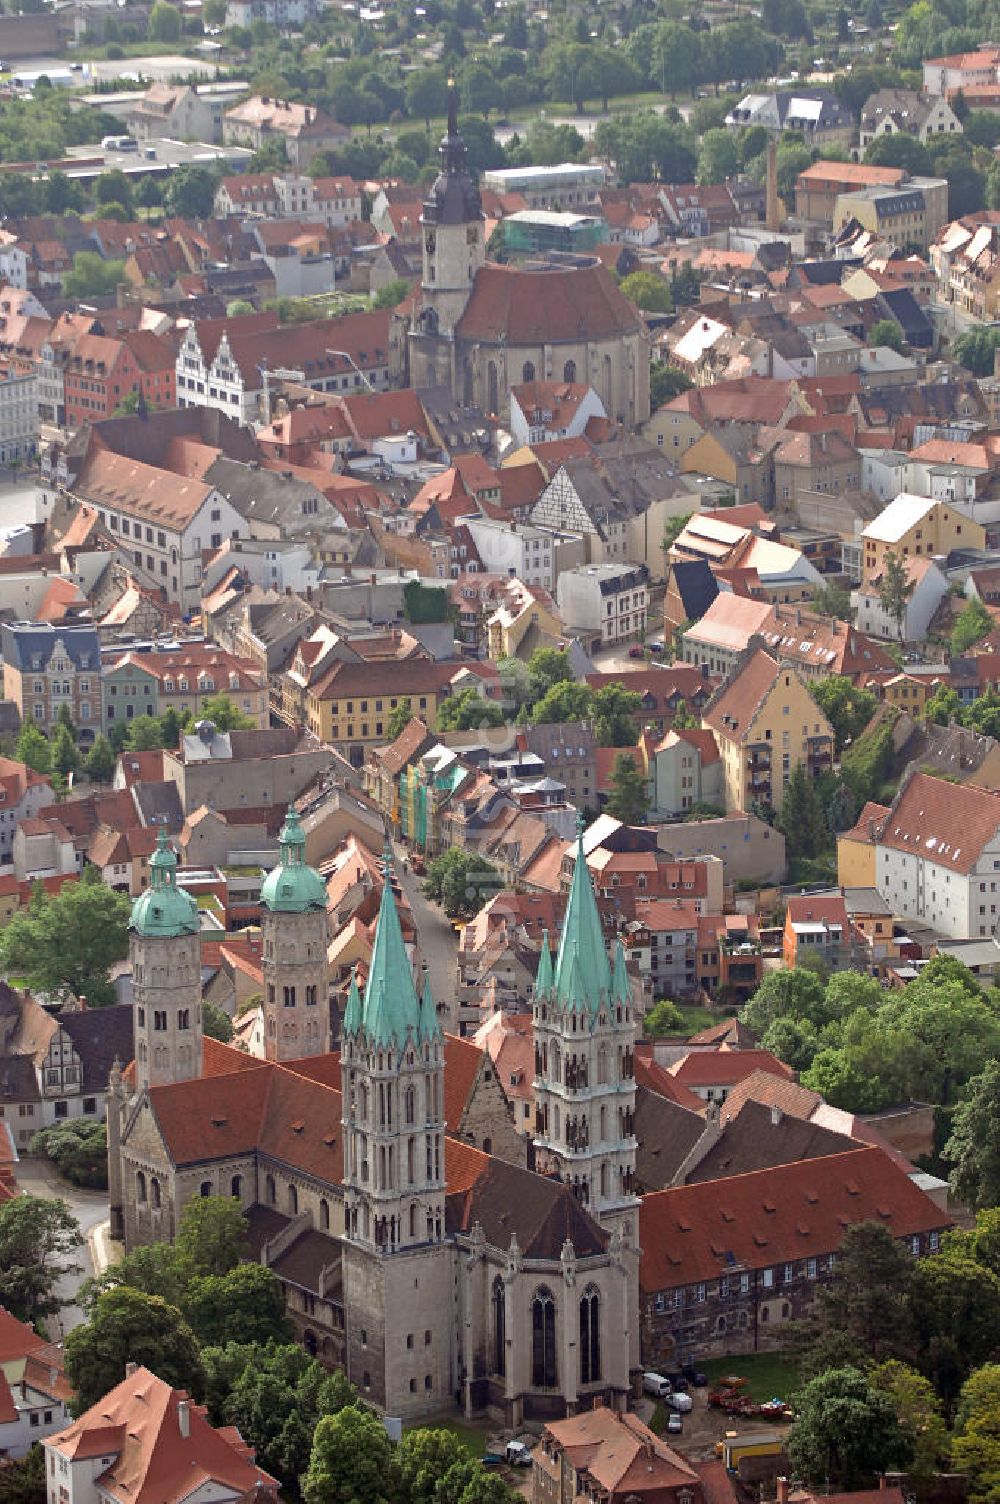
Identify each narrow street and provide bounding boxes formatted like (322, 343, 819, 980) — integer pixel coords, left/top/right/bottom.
(15, 1155, 109, 1337)
(391, 838, 460, 1032)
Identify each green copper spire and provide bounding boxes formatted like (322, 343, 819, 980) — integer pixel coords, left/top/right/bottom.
(130, 828, 199, 938)
(344, 968, 363, 1037)
(260, 806, 327, 913)
(552, 820, 611, 1016)
(535, 928, 553, 995)
(418, 968, 441, 1043)
(612, 937, 629, 1006)
(361, 845, 421, 1050)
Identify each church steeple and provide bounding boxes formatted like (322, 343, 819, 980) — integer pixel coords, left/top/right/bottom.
(361, 845, 422, 1050)
(533, 819, 637, 1233)
(260, 804, 329, 1061)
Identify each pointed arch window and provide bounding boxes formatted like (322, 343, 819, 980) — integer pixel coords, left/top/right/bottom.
(493, 1276, 506, 1377)
(532, 1287, 557, 1389)
(579, 1285, 601, 1385)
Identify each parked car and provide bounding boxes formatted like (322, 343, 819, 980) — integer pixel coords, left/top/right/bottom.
(682, 1365, 708, 1386)
(667, 1392, 694, 1413)
(667, 1413, 683, 1434)
(628, 644, 644, 658)
(505, 1442, 532, 1466)
(665, 1372, 689, 1392)
(643, 1372, 673, 1398)
(648, 639, 665, 654)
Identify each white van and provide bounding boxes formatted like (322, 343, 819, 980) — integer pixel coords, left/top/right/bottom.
(667, 1392, 694, 1412)
(642, 1372, 672, 1398)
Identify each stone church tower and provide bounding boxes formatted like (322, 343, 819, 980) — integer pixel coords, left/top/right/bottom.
(131, 829, 203, 1093)
(340, 848, 454, 1419)
(409, 79, 485, 391)
(532, 823, 638, 1242)
(260, 807, 330, 1061)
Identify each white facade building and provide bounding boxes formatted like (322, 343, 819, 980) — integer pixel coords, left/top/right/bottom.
(466, 517, 556, 589)
(853, 555, 949, 642)
(555, 562, 649, 645)
(0, 365, 38, 467)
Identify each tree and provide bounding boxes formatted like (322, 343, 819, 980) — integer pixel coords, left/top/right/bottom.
(30, 1120, 107, 1190)
(135, 175, 163, 211)
(164, 165, 217, 219)
(436, 688, 506, 732)
(386, 698, 413, 741)
(775, 141, 813, 200)
(425, 848, 500, 918)
(953, 327, 1000, 378)
(62, 251, 126, 301)
(650, 361, 693, 408)
(148, 0, 182, 39)
(0, 1443, 46, 1504)
(532, 680, 594, 724)
(16, 717, 49, 775)
(592, 684, 642, 747)
(946, 1059, 1000, 1211)
(174, 1195, 248, 1280)
(776, 763, 827, 861)
(816, 1219, 915, 1360)
(528, 647, 574, 699)
(787, 1366, 913, 1490)
(868, 1360, 949, 1481)
(878, 550, 915, 643)
(810, 677, 877, 754)
(303, 1404, 395, 1504)
(870, 318, 904, 353)
(952, 596, 994, 656)
(0, 877, 130, 1006)
(203, 1000, 233, 1042)
(0, 1195, 80, 1324)
(953, 1367, 1000, 1504)
(371, 277, 412, 310)
(196, 694, 254, 732)
(403, 580, 450, 624)
(643, 998, 685, 1036)
(184, 1264, 291, 1349)
(812, 581, 853, 621)
(619, 270, 672, 313)
(740, 966, 827, 1035)
(66, 1287, 205, 1412)
(865, 133, 931, 175)
(406, 66, 447, 129)
(94, 170, 134, 216)
(605, 752, 648, 824)
(51, 722, 81, 781)
(85, 735, 116, 784)
(398, 1430, 467, 1504)
(214, 1344, 354, 1492)
(910, 1255, 1000, 1399)
(697, 127, 740, 184)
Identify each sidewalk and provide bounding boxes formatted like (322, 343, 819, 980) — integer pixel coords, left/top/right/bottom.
(88, 1220, 123, 1277)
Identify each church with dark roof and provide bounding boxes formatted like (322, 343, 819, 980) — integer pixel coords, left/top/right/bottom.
(397, 84, 650, 429)
(109, 810, 640, 1425)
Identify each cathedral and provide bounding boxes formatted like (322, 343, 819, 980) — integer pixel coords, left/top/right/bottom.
(109, 811, 640, 1424)
(395, 85, 651, 428)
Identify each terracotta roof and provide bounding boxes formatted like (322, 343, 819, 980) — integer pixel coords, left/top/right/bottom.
(47, 1365, 277, 1503)
(634, 1048, 705, 1112)
(545, 1408, 700, 1496)
(879, 771, 1000, 874)
(74, 447, 214, 529)
(668, 1047, 796, 1088)
(639, 1145, 949, 1291)
(703, 648, 782, 743)
(457, 263, 642, 345)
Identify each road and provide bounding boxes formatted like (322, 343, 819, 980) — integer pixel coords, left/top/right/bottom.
(391, 839, 460, 1032)
(15, 1155, 110, 1337)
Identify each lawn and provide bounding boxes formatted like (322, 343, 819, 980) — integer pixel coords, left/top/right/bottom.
(649, 1003, 733, 1038)
(412, 1416, 491, 1457)
(702, 1353, 800, 1403)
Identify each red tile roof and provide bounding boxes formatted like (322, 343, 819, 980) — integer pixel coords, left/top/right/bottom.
(639, 1145, 949, 1291)
(668, 1047, 795, 1089)
(879, 771, 1000, 874)
(457, 264, 642, 345)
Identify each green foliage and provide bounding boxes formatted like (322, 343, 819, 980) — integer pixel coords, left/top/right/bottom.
(51, 721, 81, 781)
(697, 127, 740, 184)
(741, 966, 827, 1036)
(868, 1360, 949, 1479)
(0, 877, 130, 1006)
(812, 581, 853, 622)
(85, 735, 116, 784)
(30, 1120, 107, 1189)
(877, 550, 916, 643)
(303, 1404, 396, 1504)
(841, 713, 896, 807)
(174, 1195, 248, 1281)
(371, 277, 412, 310)
(198, 694, 255, 731)
(425, 848, 500, 918)
(387, 698, 413, 740)
(527, 647, 573, 699)
(592, 684, 642, 747)
(203, 1000, 233, 1042)
(870, 318, 904, 354)
(532, 680, 594, 724)
(776, 764, 828, 861)
(66, 1286, 206, 1413)
(810, 677, 876, 754)
(643, 998, 685, 1036)
(0, 1444, 46, 1504)
(436, 688, 505, 732)
(788, 1366, 912, 1490)
(16, 717, 49, 775)
(910, 1254, 1000, 1402)
(148, 0, 182, 40)
(953, 327, 1000, 378)
(952, 596, 994, 656)
(650, 361, 693, 408)
(164, 165, 218, 219)
(661, 511, 693, 554)
(398, 1429, 467, 1504)
(63, 250, 126, 301)
(95, 170, 134, 217)
(865, 132, 931, 175)
(605, 752, 648, 825)
(0, 1194, 80, 1324)
(184, 1264, 292, 1349)
(619, 270, 672, 313)
(945, 1058, 1000, 1212)
(403, 580, 450, 623)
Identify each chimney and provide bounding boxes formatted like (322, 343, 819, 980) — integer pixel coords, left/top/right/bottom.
(765, 139, 781, 233)
(178, 1399, 190, 1438)
(777, 1479, 790, 1504)
(125, 1361, 138, 1377)
(771, 1103, 783, 1126)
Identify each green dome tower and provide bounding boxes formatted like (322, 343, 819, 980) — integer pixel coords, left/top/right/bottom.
(260, 806, 330, 1061)
(130, 829, 202, 1092)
